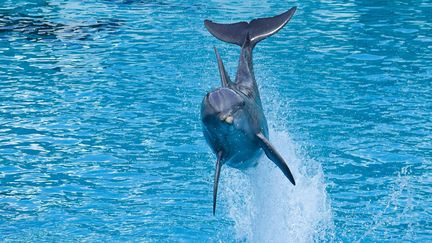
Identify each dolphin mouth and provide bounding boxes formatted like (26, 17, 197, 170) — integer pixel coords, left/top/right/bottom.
(219, 114, 233, 124)
(218, 104, 243, 124)
(224, 115, 233, 124)
(202, 88, 245, 125)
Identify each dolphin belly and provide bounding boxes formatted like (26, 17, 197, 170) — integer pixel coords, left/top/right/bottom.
(221, 127, 262, 168)
(202, 117, 261, 167)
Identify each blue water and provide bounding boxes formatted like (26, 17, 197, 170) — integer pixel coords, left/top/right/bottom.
(1, 0, 431, 241)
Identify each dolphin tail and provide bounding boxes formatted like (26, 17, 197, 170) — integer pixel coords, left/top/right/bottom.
(213, 151, 223, 215)
(256, 132, 296, 185)
(204, 7, 297, 48)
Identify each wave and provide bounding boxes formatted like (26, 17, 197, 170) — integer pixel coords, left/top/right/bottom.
(220, 130, 334, 242)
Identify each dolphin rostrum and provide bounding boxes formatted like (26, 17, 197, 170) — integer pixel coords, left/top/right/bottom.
(201, 7, 297, 215)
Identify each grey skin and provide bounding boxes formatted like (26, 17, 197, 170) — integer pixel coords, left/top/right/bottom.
(201, 7, 298, 215)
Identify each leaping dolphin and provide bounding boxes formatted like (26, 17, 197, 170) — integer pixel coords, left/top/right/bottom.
(201, 7, 298, 215)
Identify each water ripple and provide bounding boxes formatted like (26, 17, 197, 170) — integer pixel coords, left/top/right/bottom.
(0, 0, 431, 241)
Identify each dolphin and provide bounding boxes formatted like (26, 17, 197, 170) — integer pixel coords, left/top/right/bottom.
(201, 7, 298, 215)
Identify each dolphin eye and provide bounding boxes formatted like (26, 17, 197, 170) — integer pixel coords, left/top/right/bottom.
(231, 101, 244, 114)
(234, 99, 245, 108)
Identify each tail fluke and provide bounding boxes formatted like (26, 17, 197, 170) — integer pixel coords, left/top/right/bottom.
(205, 21, 248, 46)
(204, 7, 297, 48)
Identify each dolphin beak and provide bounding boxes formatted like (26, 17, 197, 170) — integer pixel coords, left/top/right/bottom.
(219, 114, 233, 124)
(224, 115, 233, 124)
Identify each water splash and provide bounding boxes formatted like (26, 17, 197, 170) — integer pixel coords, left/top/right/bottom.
(221, 131, 333, 242)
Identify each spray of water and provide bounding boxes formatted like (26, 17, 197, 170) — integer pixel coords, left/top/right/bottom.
(220, 130, 333, 242)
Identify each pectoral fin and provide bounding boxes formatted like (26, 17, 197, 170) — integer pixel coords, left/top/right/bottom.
(256, 133, 296, 185)
(213, 151, 223, 215)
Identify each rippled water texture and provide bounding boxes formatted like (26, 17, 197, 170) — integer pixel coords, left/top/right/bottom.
(1, 0, 431, 241)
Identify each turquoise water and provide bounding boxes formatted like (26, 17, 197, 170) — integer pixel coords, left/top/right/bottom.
(1, 0, 431, 241)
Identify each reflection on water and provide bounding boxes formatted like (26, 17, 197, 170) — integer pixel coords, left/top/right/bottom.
(0, 3, 120, 41)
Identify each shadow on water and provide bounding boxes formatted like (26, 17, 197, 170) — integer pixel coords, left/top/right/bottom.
(0, 2, 121, 41)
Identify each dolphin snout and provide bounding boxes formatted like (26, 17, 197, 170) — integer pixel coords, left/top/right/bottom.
(219, 113, 233, 124)
(202, 88, 244, 125)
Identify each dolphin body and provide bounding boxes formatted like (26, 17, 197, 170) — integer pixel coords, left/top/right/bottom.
(201, 7, 298, 215)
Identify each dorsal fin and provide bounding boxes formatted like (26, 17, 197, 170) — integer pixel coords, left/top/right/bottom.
(213, 47, 231, 87)
(204, 7, 297, 48)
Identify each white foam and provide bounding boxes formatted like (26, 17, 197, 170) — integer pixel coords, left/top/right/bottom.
(221, 130, 334, 242)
